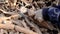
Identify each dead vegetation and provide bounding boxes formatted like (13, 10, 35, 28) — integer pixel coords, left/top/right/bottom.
(0, 0, 60, 34)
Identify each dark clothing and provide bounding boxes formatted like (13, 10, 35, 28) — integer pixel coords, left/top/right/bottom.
(42, 7, 60, 28)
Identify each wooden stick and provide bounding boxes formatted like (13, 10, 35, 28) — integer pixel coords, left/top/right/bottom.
(0, 24, 38, 34)
(3, 29, 8, 34)
(15, 25, 38, 34)
(0, 9, 16, 15)
(0, 29, 4, 34)
(0, 24, 14, 30)
(14, 0, 17, 6)
(20, 20, 30, 29)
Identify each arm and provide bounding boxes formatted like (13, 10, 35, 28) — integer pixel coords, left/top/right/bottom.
(34, 9, 54, 30)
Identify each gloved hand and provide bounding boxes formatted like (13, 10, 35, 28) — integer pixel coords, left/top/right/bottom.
(43, 7, 60, 28)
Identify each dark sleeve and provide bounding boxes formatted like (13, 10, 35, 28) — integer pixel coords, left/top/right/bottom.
(53, 5, 60, 9)
(42, 8, 49, 21)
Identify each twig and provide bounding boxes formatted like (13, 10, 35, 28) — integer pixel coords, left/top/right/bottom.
(15, 25, 38, 34)
(0, 9, 16, 15)
(0, 24, 38, 34)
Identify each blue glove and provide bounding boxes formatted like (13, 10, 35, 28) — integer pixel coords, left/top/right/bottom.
(42, 7, 60, 28)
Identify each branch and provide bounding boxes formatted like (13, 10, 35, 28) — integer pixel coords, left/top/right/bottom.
(0, 24, 38, 34)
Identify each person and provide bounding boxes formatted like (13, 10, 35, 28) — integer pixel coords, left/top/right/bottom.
(34, 5, 60, 29)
